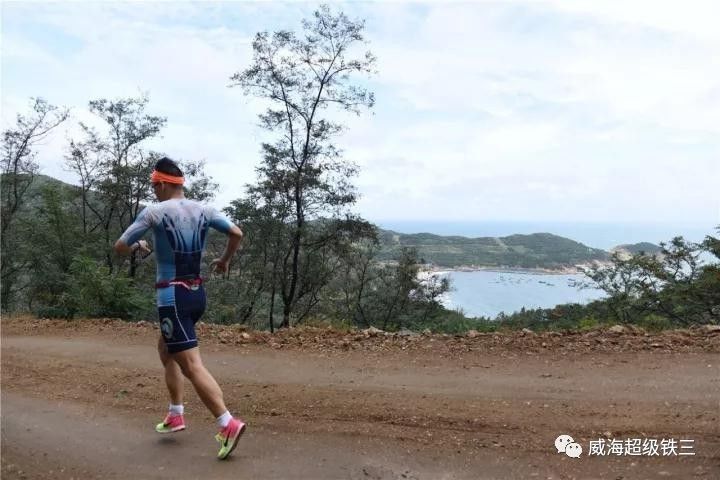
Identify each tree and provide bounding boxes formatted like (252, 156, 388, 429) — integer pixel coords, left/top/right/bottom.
(24, 183, 86, 317)
(66, 94, 166, 273)
(230, 5, 376, 327)
(695, 231, 720, 321)
(331, 235, 382, 327)
(65, 95, 218, 278)
(220, 183, 294, 331)
(378, 248, 423, 330)
(292, 215, 378, 324)
(581, 231, 720, 325)
(1, 98, 68, 310)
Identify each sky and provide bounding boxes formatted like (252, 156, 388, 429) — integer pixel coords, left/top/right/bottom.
(2, 1, 719, 231)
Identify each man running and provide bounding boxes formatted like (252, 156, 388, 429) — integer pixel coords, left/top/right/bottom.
(114, 157, 245, 460)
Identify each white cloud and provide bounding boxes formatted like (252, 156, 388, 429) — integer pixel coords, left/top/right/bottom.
(544, 0, 720, 42)
(2, 1, 718, 225)
(1, 1, 267, 209)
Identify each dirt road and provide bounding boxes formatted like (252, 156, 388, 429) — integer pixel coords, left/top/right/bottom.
(1, 317, 719, 479)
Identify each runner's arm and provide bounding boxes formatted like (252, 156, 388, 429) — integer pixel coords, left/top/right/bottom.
(212, 224, 244, 270)
(207, 207, 243, 273)
(114, 208, 154, 256)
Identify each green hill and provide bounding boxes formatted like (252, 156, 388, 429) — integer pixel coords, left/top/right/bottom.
(377, 230, 609, 269)
(8, 174, 610, 270)
(612, 242, 662, 255)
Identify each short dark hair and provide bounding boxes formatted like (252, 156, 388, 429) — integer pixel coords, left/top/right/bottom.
(154, 157, 183, 177)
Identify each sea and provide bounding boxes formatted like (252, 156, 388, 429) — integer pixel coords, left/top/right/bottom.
(377, 220, 718, 319)
(436, 270, 605, 318)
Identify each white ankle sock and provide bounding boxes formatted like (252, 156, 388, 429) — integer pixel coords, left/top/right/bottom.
(216, 411, 232, 428)
(169, 403, 184, 416)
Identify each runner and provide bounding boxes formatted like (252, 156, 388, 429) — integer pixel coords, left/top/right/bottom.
(114, 157, 246, 460)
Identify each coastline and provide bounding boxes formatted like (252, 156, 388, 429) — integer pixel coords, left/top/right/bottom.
(423, 265, 592, 276)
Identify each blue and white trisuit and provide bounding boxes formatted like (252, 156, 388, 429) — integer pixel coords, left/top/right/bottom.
(119, 198, 235, 353)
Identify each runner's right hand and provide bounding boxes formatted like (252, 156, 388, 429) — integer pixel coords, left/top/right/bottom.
(211, 258, 230, 274)
(134, 240, 151, 255)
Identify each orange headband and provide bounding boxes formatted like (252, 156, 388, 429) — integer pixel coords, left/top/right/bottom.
(151, 170, 184, 185)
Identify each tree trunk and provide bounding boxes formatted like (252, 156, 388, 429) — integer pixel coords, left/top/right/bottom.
(1, 278, 12, 312)
(269, 280, 276, 333)
(128, 252, 138, 277)
(282, 180, 303, 328)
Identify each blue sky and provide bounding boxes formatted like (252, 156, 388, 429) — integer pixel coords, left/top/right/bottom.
(2, 1, 719, 228)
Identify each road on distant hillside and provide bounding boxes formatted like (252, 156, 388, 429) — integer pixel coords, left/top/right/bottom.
(2, 319, 718, 479)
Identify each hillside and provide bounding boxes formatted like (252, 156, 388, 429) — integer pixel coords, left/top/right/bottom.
(7, 174, 612, 270)
(612, 242, 662, 255)
(377, 230, 609, 269)
(2, 173, 80, 207)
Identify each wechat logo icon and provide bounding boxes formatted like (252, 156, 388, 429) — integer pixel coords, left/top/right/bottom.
(555, 434, 582, 458)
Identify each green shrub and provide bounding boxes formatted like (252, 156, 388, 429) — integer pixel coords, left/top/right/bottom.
(66, 256, 153, 320)
(206, 304, 239, 325)
(638, 314, 672, 332)
(409, 309, 497, 334)
(578, 316, 600, 330)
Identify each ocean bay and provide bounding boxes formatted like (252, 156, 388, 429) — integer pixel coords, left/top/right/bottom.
(438, 270, 606, 319)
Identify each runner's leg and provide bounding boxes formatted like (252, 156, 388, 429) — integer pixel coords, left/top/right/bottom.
(172, 347, 226, 418)
(164, 284, 245, 458)
(158, 335, 183, 405)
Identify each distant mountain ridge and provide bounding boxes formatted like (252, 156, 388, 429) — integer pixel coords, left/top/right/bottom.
(377, 230, 610, 270)
(8, 174, 651, 270)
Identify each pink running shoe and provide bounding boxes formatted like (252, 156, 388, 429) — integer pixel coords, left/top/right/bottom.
(215, 418, 246, 459)
(155, 413, 186, 433)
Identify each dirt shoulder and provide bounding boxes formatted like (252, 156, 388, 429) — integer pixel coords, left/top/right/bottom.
(3, 315, 719, 357)
(1, 316, 719, 479)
